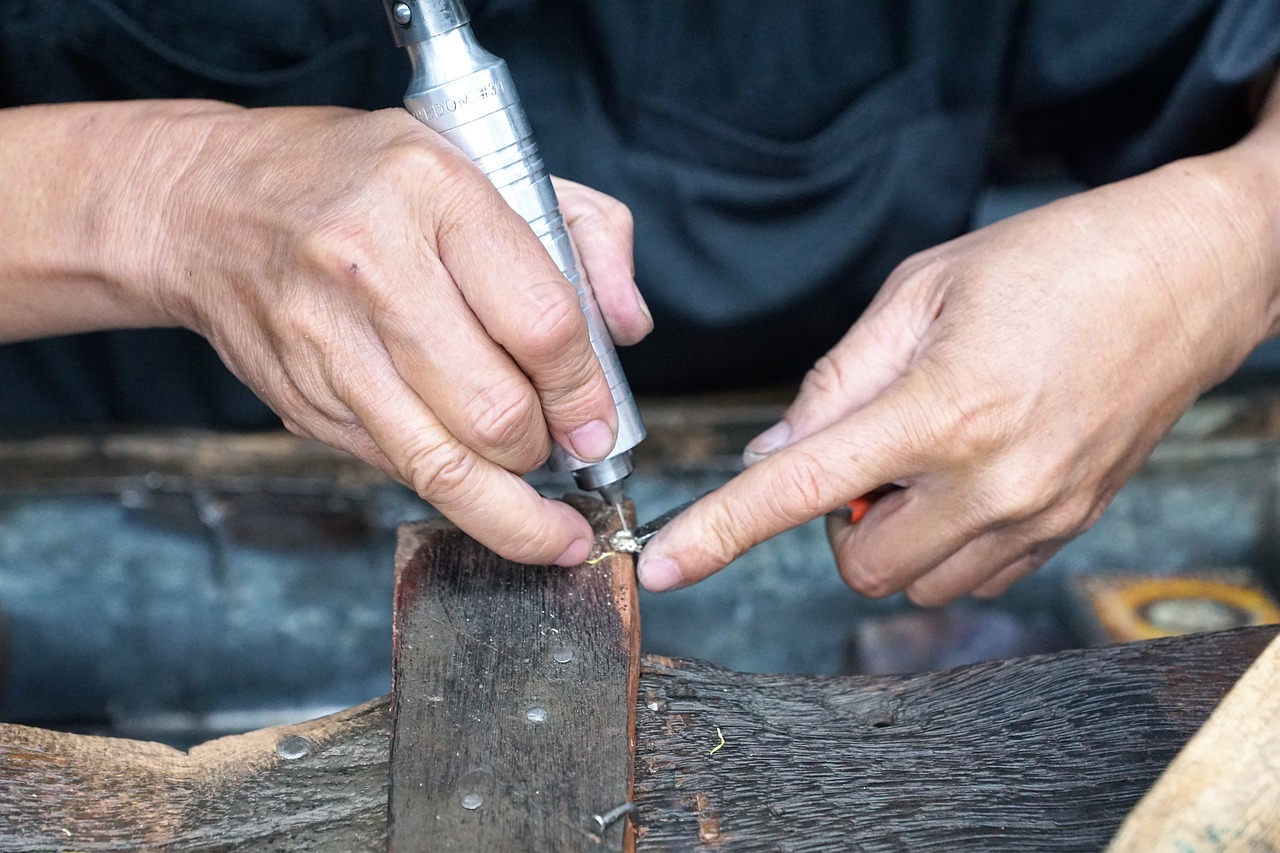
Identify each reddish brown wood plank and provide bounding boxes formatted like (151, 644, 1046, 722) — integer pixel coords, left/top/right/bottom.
(388, 495, 640, 852)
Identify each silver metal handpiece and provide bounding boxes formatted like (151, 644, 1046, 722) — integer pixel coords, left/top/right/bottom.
(382, 0, 645, 504)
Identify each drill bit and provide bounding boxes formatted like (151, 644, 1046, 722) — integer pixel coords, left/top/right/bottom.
(607, 494, 705, 554)
(595, 479, 630, 536)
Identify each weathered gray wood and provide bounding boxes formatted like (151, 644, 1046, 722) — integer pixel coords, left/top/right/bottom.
(1, 627, 1274, 851)
(0, 698, 389, 852)
(632, 627, 1280, 852)
(388, 496, 640, 852)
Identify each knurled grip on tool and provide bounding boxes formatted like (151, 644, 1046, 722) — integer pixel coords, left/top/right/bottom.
(384, 1, 645, 490)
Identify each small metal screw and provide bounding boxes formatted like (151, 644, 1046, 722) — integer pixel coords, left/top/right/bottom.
(461, 792, 484, 810)
(591, 801, 636, 836)
(526, 706, 548, 723)
(553, 649, 574, 664)
(392, 2, 413, 25)
(276, 735, 311, 760)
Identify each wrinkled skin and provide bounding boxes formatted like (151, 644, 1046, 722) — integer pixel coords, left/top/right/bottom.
(637, 81, 1280, 604)
(0, 101, 649, 567)
(5, 87, 1280, 599)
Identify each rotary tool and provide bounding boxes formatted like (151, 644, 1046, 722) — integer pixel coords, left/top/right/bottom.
(381, 0, 645, 524)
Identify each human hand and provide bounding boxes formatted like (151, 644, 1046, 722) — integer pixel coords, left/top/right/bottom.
(637, 148, 1280, 603)
(130, 104, 649, 566)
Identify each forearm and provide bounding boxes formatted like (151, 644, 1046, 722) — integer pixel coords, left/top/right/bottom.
(0, 99, 239, 343)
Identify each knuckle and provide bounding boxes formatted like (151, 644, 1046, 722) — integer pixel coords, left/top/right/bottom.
(563, 183, 634, 235)
(1045, 491, 1106, 537)
(386, 135, 471, 189)
(767, 450, 835, 520)
(520, 279, 587, 361)
(275, 287, 344, 348)
(838, 558, 899, 599)
(388, 140, 494, 238)
(280, 417, 313, 441)
(302, 138, 479, 282)
(486, 520, 559, 565)
(799, 354, 851, 403)
(297, 224, 404, 310)
(909, 374, 1011, 468)
(461, 377, 541, 455)
(697, 501, 749, 569)
(933, 401, 1000, 465)
(300, 218, 378, 283)
(599, 195, 634, 236)
(886, 249, 934, 284)
(975, 465, 1061, 525)
(402, 437, 477, 501)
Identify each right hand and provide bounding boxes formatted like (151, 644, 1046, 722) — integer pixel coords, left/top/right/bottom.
(635, 139, 1280, 602)
(131, 104, 651, 565)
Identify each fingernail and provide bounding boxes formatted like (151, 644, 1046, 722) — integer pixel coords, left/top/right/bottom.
(554, 538, 590, 567)
(569, 419, 616, 462)
(743, 420, 791, 466)
(634, 287, 654, 329)
(638, 555, 684, 592)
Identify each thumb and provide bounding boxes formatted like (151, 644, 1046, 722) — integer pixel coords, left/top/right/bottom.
(744, 301, 926, 465)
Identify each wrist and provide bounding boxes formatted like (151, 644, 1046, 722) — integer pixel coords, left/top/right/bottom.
(94, 100, 248, 331)
(1130, 140, 1280, 393)
(0, 100, 242, 341)
(1188, 134, 1280, 343)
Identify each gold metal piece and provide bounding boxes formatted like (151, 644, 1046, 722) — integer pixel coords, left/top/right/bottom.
(709, 726, 726, 756)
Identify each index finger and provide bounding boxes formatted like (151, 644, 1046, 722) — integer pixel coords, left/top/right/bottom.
(636, 380, 930, 591)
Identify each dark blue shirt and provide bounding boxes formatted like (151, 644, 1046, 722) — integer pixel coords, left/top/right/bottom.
(1, 0, 1277, 422)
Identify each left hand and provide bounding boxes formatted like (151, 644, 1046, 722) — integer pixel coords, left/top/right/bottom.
(637, 142, 1280, 604)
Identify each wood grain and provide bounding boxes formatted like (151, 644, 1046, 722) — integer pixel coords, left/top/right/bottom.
(0, 698, 389, 851)
(2, 627, 1273, 851)
(632, 626, 1279, 852)
(388, 496, 640, 852)
(1107, 634, 1280, 852)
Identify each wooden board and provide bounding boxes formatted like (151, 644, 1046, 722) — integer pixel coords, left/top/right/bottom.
(1108, 634, 1280, 852)
(388, 495, 640, 852)
(0, 698, 390, 851)
(631, 626, 1279, 852)
(0, 627, 1274, 851)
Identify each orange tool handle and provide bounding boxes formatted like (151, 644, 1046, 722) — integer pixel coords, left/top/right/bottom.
(846, 486, 898, 523)
(847, 495, 876, 523)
